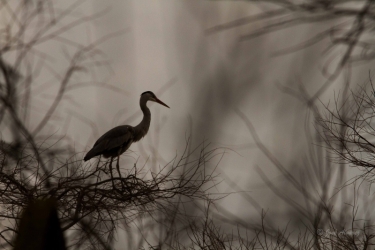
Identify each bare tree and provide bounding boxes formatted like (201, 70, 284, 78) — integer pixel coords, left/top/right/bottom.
(5, 0, 375, 249)
(208, 0, 375, 102)
(319, 76, 375, 181)
(155, 1, 375, 248)
(198, 0, 375, 249)
(0, 1, 222, 249)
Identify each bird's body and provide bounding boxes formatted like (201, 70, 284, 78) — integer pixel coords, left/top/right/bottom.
(84, 91, 169, 162)
(83, 125, 134, 160)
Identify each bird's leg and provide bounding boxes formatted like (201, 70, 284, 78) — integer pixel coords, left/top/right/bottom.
(116, 156, 121, 177)
(116, 155, 125, 190)
(109, 157, 116, 190)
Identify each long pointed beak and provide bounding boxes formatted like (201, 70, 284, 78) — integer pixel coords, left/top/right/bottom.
(154, 97, 170, 108)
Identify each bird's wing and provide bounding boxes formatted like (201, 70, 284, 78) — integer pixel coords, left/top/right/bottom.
(84, 126, 134, 161)
(94, 125, 134, 149)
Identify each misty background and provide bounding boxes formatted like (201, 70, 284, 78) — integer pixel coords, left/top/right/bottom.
(2, 0, 374, 248)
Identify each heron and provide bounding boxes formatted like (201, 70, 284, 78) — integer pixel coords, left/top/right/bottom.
(83, 91, 169, 179)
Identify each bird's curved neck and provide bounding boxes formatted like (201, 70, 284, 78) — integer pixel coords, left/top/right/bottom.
(134, 99, 151, 142)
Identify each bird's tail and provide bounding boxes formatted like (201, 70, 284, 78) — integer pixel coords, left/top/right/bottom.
(83, 149, 97, 161)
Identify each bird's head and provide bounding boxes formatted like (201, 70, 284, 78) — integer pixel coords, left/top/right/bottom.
(141, 91, 170, 108)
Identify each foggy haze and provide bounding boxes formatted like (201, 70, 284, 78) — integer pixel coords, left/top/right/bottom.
(2, 0, 374, 249)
